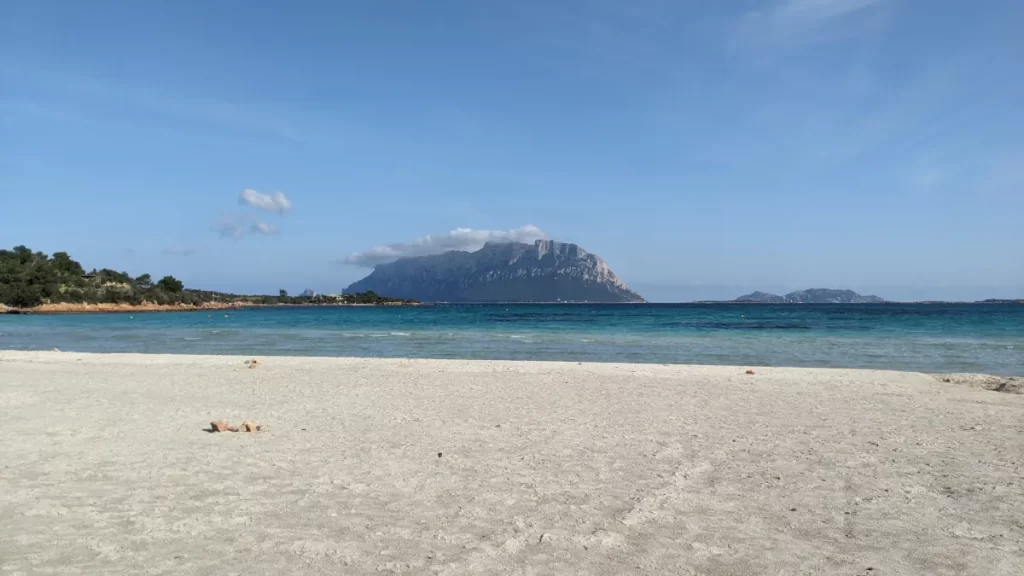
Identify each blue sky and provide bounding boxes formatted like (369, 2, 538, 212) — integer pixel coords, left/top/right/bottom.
(1, 0, 1021, 301)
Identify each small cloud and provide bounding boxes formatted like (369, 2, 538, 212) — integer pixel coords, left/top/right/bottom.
(250, 222, 277, 235)
(736, 0, 884, 48)
(344, 225, 547, 267)
(239, 188, 291, 214)
(213, 215, 247, 239)
(212, 214, 278, 240)
(162, 248, 198, 257)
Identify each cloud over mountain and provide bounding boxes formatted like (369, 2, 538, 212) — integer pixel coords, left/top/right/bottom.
(343, 225, 547, 267)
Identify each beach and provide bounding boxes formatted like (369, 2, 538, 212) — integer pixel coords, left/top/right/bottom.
(1, 352, 1022, 575)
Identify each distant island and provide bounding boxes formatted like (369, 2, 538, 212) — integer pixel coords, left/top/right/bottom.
(345, 239, 646, 303)
(733, 289, 886, 304)
(0, 246, 416, 313)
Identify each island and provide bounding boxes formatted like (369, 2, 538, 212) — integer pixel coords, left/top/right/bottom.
(733, 289, 886, 304)
(345, 239, 645, 303)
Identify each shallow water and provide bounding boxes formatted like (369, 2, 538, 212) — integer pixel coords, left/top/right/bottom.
(2, 304, 1021, 374)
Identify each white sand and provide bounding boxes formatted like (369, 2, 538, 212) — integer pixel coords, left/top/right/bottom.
(1, 351, 1022, 575)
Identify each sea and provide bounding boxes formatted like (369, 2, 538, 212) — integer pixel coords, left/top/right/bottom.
(1, 304, 1021, 375)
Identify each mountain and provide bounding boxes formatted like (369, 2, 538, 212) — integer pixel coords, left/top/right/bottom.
(732, 290, 787, 304)
(345, 240, 645, 303)
(735, 289, 886, 304)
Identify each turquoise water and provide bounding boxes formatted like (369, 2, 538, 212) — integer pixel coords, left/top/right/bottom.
(1, 304, 1021, 375)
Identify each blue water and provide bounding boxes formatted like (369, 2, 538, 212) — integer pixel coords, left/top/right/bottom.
(1, 304, 1021, 375)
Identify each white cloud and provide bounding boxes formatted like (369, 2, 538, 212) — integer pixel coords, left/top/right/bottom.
(737, 0, 884, 47)
(239, 188, 292, 214)
(212, 214, 278, 239)
(344, 225, 548, 267)
(250, 222, 277, 235)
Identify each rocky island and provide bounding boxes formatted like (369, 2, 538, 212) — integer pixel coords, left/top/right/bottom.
(735, 289, 886, 304)
(345, 239, 645, 303)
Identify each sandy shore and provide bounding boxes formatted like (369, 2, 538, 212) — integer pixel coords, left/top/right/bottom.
(1, 352, 1022, 575)
(4, 301, 421, 314)
(22, 301, 246, 314)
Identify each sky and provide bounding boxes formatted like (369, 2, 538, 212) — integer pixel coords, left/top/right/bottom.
(1, 0, 1021, 301)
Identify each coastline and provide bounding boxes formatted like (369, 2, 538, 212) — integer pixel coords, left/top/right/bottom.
(2, 351, 1022, 574)
(23, 301, 247, 314)
(2, 300, 423, 315)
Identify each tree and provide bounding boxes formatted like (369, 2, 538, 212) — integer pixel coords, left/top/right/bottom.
(157, 275, 184, 293)
(11, 245, 32, 265)
(97, 268, 132, 284)
(3, 283, 43, 308)
(279, 289, 288, 298)
(50, 252, 85, 277)
(134, 274, 153, 290)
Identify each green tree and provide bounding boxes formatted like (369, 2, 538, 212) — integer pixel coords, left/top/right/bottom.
(97, 268, 132, 284)
(279, 289, 288, 298)
(50, 252, 85, 277)
(134, 274, 153, 290)
(4, 284, 43, 308)
(10, 245, 33, 265)
(157, 275, 184, 293)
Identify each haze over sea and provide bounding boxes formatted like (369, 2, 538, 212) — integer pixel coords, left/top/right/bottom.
(2, 304, 1021, 375)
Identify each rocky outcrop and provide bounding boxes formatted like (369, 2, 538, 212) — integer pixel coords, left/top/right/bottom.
(345, 240, 645, 303)
(26, 301, 245, 314)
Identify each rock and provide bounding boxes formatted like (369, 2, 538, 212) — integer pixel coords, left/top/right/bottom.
(248, 363, 258, 369)
(345, 239, 645, 303)
(735, 288, 885, 304)
(539, 533, 555, 543)
(241, 421, 259, 432)
(745, 369, 756, 375)
(210, 420, 230, 432)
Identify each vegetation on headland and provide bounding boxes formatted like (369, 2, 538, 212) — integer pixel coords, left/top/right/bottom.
(0, 245, 417, 312)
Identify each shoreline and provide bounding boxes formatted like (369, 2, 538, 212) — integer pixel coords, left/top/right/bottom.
(1, 301, 423, 315)
(1, 349, 1020, 391)
(4, 301, 1020, 314)
(2, 351, 1022, 574)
